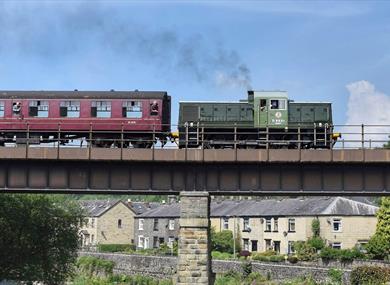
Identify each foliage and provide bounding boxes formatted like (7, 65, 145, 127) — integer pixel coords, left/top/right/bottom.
(211, 228, 237, 254)
(158, 241, 178, 256)
(241, 260, 252, 278)
(293, 241, 317, 261)
(383, 136, 390, 149)
(214, 270, 271, 285)
(366, 197, 390, 260)
(239, 250, 251, 258)
(0, 194, 84, 284)
(98, 244, 136, 253)
(72, 272, 173, 285)
(280, 275, 317, 285)
(320, 247, 364, 262)
(252, 252, 285, 263)
(76, 256, 115, 277)
(287, 256, 299, 264)
(311, 218, 321, 237)
(212, 250, 233, 260)
(327, 268, 343, 285)
(350, 265, 390, 285)
(307, 236, 325, 251)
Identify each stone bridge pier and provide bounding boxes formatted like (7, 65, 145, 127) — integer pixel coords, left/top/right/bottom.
(177, 192, 214, 285)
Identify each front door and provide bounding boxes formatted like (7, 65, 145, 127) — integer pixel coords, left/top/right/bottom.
(251, 240, 258, 252)
(259, 99, 268, 126)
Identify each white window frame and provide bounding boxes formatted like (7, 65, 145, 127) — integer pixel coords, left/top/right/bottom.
(168, 236, 175, 248)
(332, 218, 342, 232)
(223, 217, 229, 230)
(168, 219, 175, 230)
(0, 101, 4, 117)
(91, 218, 95, 228)
(29, 100, 49, 117)
(92, 101, 111, 118)
(123, 101, 142, 118)
(265, 218, 272, 232)
(61, 101, 80, 118)
(243, 238, 249, 251)
(138, 235, 144, 248)
(332, 242, 342, 249)
(273, 218, 279, 232)
(139, 219, 144, 231)
(288, 218, 296, 232)
(288, 241, 295, 254)
(243, 217, 250, 232)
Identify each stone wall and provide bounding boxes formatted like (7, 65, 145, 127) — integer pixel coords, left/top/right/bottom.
(80, 252, 390, 283)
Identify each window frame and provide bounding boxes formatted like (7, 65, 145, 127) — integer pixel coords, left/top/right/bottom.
(117, 219, 122, 229)
(29, 100, 49, 118)
(332, 242, 342, 250)
(273, 218, 279, 232)
(243, 217, 250, 232)
(288, 218, 296, 233)
(60, 101, 80, 118)
(223, 217, 229, 230)
(153, 218, 159, 231)
(265, 218, 272, 232)
(168, 219, 175, 231)
(270, 99, 287, 110)
(91, 101, 111, 118)
(138, 219, 144, 231)
(123, 101, 143, 118)
(332, 218, 342, 232)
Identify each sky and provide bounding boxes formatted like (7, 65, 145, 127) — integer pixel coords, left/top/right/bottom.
(1, 0, 390, 141)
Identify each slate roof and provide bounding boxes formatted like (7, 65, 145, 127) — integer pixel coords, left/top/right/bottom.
(137, 197, 378, 218)
(79, 200, 159, 217)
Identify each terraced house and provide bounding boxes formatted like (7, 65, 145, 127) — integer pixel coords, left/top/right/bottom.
(134, 197, 378, 254)
(79, 200, 157, 248)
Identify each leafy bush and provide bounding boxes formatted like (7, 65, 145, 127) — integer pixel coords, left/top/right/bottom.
(76, 256, 115, 277)
(252, 253, 285, 263)
(350, 265, 390, 285)
(269, 255, 285, 262)
(98, 243, 135, 253)
(287, 256, 299, 264)
(293, 241, 317, 261)
(239, 250, 251, 258)
(366, 234, 390, 260)
(320, 247, 364, 262)
(311, 218, 320, 237)
(211, 228, 240, 254)
(328, 268, 343, 285)
(212, 250, 233, 260)
(307, 237, 325, 251)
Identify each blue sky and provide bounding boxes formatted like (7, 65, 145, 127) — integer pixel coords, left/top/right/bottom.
(1, 1, 390, 127)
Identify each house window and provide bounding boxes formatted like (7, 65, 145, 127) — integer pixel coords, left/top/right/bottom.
(153, 236, 158, 248)
(265, 239, 272, 251)
(83, 218, 88, 227)
(153, 218, 159, 231)
(243, 238, 249, 251)
(332, 242, 342, 250)
(0, 101, 4, 117)
(29, 101, 49, 117)
(168, 236, 175, 248)
(159, 237, 165, 244)
(60, 101, 80, 117)
(144, 237, 150, 249)
(138, 236, 144, 248)
(123, 101, 142, 118)
(251, 240, 258, 252)
(168, 219, 175, 230)
(273, 218, 279, 232)
(91, 218, 95, 228)
(265, 218, 271, 232)
(288, 241, 295, 254)
(273, 241, 281, 253)
(91, 234, 94, 244)
(91, 101, 111, 118)
(223, 217, 229, 230)
(288, 218, 296, 232)
(332, 218, 342, 232)
(243, 217, 250, 232)
(117, 219, 122, 228)
(138, 219, 144, 231)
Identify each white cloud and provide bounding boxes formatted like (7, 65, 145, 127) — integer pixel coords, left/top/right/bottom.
(342, 80, 390, 148)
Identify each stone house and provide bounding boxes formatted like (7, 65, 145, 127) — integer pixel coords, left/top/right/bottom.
(134, 203, 180, 249)
(211, 197, 378, 254)
(135, 197, 378, 254)
(79, 200, 157, 248)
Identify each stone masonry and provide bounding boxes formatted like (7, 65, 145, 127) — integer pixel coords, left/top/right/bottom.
(177, 192, 212, 285)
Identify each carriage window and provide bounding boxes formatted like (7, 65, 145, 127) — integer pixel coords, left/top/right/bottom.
(122, 101, 142, 118)
(270, 99, 286, 110)
(29, 100, 49, 118)
(0, 102, 4, 117)
(91, 101, 111, 118)
(60, 101, 80, 118)
(150, 101, 159, 116)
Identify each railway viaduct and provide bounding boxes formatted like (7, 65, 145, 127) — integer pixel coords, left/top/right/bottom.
(1, 147, 390, 285)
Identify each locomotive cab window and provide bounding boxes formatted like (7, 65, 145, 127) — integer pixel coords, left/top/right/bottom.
(123, 101, 142, 118)
(60, 101, 80, 118)
(29, 100, 49, 118)
(260, 99, 266, 111)
(91, 101, 111, 118)
(270, 99, 286, 110)
(150, 101, 159, 116)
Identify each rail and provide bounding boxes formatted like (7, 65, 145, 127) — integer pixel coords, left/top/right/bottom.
(0, 122, 387, 150)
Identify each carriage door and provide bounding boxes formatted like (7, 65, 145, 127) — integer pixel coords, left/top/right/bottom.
(259, 99, 268, 126)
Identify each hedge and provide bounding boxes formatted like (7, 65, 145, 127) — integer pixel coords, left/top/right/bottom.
(98, 243, 135, 253)
(350, 265, 390, 285)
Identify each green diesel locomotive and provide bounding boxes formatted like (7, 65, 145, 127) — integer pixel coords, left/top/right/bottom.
(178, 91, 338, 149)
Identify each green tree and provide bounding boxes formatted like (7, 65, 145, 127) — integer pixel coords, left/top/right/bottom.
(0, 194, 84, 284)
(366, 197, 390, 259)
(384, 136, 390, 149)
(211, 228, 241, 254)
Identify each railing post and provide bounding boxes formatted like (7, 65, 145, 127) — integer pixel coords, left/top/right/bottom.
(298, 126, 301, 150)
(185, 123, 189, 149)
(120, 123, 124, 160)
(201, 127, 204, 149)
(361, 124, 365, 149)
(313, 123, 317, 147)
(89, 123, 93, 160)
(26, 122, 30, 159)
(234, 125, 237, 150)
(57, 123, 61, 159)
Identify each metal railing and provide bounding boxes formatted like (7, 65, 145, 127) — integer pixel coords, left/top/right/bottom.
(0, 121, 388, 150)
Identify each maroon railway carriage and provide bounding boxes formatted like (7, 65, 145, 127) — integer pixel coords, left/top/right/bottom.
(0, 90, 171, 147)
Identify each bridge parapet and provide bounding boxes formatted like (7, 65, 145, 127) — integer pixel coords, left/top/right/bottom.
(1, 147, 390, 163)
